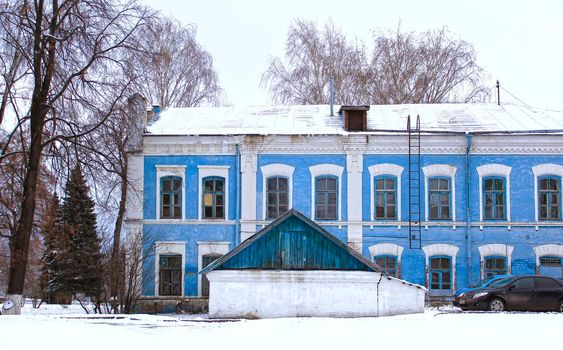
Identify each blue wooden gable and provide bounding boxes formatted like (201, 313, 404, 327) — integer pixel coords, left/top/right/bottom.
(201, 209, 384, 273)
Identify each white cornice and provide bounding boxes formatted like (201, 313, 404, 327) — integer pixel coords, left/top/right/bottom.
(141, 134, 563, 155)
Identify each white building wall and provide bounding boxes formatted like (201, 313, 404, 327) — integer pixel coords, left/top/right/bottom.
(207, 270, 425, 319)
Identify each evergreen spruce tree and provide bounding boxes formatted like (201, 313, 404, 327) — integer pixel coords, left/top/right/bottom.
(40, 193, 62, 303)
(60, 164, 103, 307)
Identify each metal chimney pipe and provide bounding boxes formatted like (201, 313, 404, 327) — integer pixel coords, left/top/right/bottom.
(329, 78, 334, 116)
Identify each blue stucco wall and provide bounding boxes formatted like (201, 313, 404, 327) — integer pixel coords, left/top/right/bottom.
(140, 150, 562, 297)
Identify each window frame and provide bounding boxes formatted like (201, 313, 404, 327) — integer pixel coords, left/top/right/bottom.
(160, 175, 182, 219)
(197, 165, 229, 221)
(202, 176, 226, 219)
(266, 176, 290, 220)
(429, 255, 452, 290)
(483, 255, 508, 279)
(315, 175, 339, 221)
(158, 254, 182, 296)
(374, 254, 398, 277)
(374, 175, 397, 220)
(155, 165, 186, 220)
(261, 164, 294, 220)
(428, 176, 452, 221)
(538, 175, 562, 221)
(482, 176, 506, 221)
(154, 241, 185, 297)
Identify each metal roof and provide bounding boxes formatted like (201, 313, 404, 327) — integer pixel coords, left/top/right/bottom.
(147, 103, 563, 136)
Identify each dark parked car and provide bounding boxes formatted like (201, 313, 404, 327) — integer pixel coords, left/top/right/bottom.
(453, 275, 563, 312)
(453, 274, 512, 298)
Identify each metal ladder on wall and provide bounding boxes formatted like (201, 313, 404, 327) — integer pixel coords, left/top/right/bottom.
(407, 115, 422, 249)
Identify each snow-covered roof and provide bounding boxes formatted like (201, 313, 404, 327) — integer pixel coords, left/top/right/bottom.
(146, 103, 563, 136)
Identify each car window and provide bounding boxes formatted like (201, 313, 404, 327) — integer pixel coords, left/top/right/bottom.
(512, 277, 534, 289)
(535, 277, 559, 289)
(489, 277, 516, 288)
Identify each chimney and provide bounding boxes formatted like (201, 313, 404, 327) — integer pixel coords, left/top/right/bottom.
(339, 105, 370, 132)
(126, 93, 148, 153)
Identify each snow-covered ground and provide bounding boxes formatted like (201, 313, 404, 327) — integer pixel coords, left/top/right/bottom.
(1, 304, 561, 350)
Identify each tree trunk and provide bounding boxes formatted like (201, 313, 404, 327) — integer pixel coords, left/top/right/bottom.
(110, 155, 128, 313)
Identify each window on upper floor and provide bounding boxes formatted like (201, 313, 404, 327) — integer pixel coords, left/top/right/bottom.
(375, 176, 397, 220)
(483, 177, 506, 220)
(374, 255, 398, 277)
(315, 176, 338, 220)
(484, 256, 507, 279)
(266, 177, 289, 219)
(160, 176, 182, 219)
(202, 176, 225, 219)
(158, 254, 182, 296)
(538, 176, 561, 220)
(428, 177, 451, 220)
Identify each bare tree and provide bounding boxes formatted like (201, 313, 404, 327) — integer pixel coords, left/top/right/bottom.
(125, 15, 222, 107)
(1, 0, 149, 314)
(368, 27, 489, 104)
(262, 19, 369, 105)
(262, 20, 489, 105)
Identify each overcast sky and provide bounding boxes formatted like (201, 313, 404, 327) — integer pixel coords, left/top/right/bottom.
(142, 0, 563, 112)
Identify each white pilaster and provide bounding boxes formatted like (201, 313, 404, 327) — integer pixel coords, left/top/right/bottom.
(346, 152, 364, 252)
(240, 151, 258, 242)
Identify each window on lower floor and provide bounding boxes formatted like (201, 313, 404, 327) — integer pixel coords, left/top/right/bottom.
(539, 176, 561, 220)
(159, 254, 182, 296)
(483, 177, 506, 220)
(484, 256, 507, 279)
(374, 255, 398, 277)
(315, 176, 338, 220)
(203, 176, 225, 219)
(160, 176, 182, 219)
(267, 177, 289, 219)
(375, 176, 397, 220)
(201, 253, 222, 297)
(429, 256, 451, 290)
(429, 177, 451, 220)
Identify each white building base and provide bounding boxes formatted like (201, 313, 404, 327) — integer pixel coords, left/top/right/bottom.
(207, 270, 425, 319)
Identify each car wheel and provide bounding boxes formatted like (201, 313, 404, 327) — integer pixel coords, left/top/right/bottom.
(558, 299, 563, 313)
(489, 298, 505, 312)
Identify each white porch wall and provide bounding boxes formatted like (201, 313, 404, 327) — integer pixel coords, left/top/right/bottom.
(207, 270, 425, 319)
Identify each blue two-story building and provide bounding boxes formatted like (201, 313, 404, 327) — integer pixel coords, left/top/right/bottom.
(124, 101, 563, 299)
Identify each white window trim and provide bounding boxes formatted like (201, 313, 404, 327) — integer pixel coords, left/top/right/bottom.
(154, 241, 186, 296)
(478, 244, 514, 278)
(532, 164, 563, 223)
(156, 165, 186, 220)
(309, 164, 344, 221)
(198, 165, 230, 221)
(368, 243, 404, 264)
(476, 164, 512, 223)
(533, 244, 563, 268)
(422, 243, 459, 291)
(422, 164, 457, 222)
(260, 164, 295, 220)
(197, 241, 230, 297)
(368, 164, 403, 222)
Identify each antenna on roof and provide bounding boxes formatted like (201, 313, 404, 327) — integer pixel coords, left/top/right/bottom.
(496, 80, 500, 106)
(329, 77, 334, 116)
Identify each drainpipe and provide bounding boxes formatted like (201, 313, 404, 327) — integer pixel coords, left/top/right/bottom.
(465, 133, 474, 286)
(235, 144, 241, 247)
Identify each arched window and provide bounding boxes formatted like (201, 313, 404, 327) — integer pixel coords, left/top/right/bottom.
(484, 256, 507, 278)
(429, 256, 452, 290)
(266, 177, 289, 219)
(160, 176, 182, 219)
(202, 176, 225, 219)
(315, 176, 338, 220)
(158, 254, 182, 296)
(375, 176, 397, 220)
(428, 177, 451, 220)
(483, 177, 506, 220)
(538, 176, 561, 220)
(374, 255, 398, 277)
